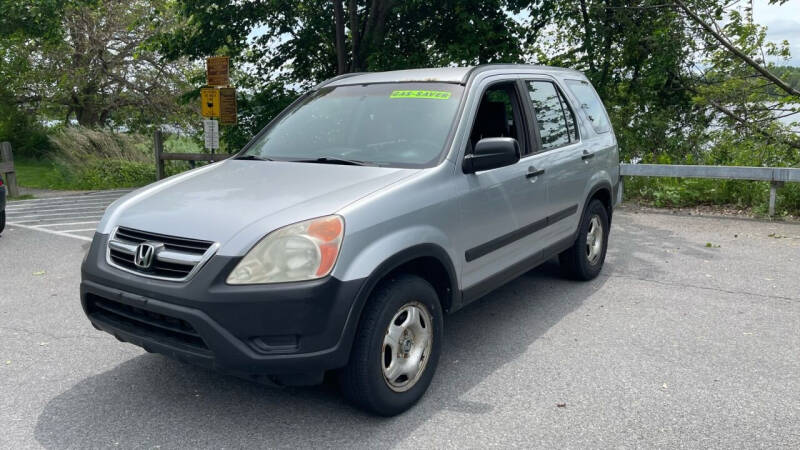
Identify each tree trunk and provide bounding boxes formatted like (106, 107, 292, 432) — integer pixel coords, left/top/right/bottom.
(579, 0, 596, 74)
(333, 0, 347, 74)
(348, 0, 361, 71)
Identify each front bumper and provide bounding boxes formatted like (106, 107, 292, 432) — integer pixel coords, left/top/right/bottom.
(80, 234, 366, 380)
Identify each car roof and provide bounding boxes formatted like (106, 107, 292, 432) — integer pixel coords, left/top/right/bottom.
(319, 64, 586, 88)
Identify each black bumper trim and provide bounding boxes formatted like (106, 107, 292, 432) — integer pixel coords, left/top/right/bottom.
(81, 234, 367, 376)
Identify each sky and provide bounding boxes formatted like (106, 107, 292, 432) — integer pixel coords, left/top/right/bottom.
(753, 0, 800, 65)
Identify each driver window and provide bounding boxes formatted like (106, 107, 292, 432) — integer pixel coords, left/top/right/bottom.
(469, 83, 524, 154)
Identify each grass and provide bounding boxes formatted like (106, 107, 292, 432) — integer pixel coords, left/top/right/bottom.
(12, 157, 74, 190)
(12, 132, 210, 191)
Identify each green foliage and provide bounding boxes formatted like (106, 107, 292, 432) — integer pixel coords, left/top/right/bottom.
(0, 100, 53, 158)
(151, 0, 529, 151)
(72, 159, 155, 190)
(14, 127, 155, 190)
(626, 132, 800, 215)
(1, 0, 197, 130)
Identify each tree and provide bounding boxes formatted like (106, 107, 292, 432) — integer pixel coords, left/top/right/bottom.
(153, 0, 535, 149)
(1, 0, 197, 129)
(527, 0, 711, 161)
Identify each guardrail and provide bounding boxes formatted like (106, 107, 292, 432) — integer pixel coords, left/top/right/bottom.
(1, 141, 20, 197)
(619, 163, 800, 217)
(153, 130, 228, 180)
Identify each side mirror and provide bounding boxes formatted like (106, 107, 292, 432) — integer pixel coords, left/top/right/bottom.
(463, 137, 520, 174)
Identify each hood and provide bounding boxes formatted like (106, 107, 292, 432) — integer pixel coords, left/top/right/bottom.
(99, 160, 417, 247)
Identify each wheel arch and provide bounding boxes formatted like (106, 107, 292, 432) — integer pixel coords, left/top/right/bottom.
(337, 243, 459, 366)
(355, 244, 459, 315)
(586, 181, 613, 225)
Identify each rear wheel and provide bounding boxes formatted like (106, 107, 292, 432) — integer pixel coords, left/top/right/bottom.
(559, 199, 609, 280)
(0, 210, 5, 234)
(339, 274, 443, 416)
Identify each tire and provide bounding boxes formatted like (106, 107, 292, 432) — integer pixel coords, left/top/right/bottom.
(0, 210, 5, 235)
(339, 273, 443, 416)
(559, 199, 609, 281)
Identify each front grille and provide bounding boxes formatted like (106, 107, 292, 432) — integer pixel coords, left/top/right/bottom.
(115, 227, 213, 253)
(86, 294, 210, 353)
(107, 226, 216, 281)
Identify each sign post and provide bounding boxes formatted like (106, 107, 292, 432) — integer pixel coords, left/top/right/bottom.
(219, 87, 237, 125)
(200, 56, 236, 154)
(203, 119, 219, 151)
(206, 56, 230, 86)
(200, 87, 221, 118)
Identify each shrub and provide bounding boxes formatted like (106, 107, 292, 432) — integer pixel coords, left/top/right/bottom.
(624, 134, 800, 216)
(49, 127, 150, 166)
(27, 126, 157, 190)
(71, 159, 155, 190)
(0, 103, 53, 158)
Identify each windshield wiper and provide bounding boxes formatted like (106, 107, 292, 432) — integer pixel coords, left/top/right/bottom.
(234, 154, 272, 161)
(292, 157, 370, 166)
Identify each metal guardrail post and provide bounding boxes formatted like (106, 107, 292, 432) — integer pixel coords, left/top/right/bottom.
(769, 181, 783, 217)
(154, 130, 165, 181)
(0, 141, 20, 197)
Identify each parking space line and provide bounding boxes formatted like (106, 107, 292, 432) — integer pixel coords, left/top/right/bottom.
(8, 213, 103, 223)
(9, 209, 107, 220)
(36, 221, 100, 228)
(6, 190, 130, 241)
(8, 222, 93, 242)
(6, 190, 134, 204)
(6, 203, 113, 213)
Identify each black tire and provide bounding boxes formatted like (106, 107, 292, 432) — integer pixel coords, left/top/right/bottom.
(559, 199, 609, 281)
(0, 210, 5, 235)
(339, 273, 443, 416)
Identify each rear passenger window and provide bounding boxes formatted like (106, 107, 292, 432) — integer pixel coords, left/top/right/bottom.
(526, 81, 578, 151)
(565, 79, 610, 134)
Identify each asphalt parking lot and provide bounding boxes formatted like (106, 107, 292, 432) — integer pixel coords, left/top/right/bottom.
(1, 192, 799, 448)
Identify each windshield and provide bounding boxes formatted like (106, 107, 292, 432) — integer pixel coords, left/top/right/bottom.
(241, 83, 464, 167)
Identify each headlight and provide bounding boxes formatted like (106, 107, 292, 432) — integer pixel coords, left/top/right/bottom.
(227, 215, 344, 284)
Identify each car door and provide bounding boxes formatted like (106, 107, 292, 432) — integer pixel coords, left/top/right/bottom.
(455, 78, 550, 293)
(520, 78, 587, 243)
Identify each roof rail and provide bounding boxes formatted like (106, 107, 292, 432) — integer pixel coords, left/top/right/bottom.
(313, 72, 367, 90)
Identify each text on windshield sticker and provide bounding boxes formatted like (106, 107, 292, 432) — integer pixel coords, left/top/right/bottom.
(390, 90, 452, 100)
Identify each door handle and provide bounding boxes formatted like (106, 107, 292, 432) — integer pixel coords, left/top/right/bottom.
(581, 151, 595, 161)
(526, 167, 545, 178)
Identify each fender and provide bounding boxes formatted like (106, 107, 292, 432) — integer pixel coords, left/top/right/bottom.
(580, 170, 614, 224)
(335, 243, 461, 362)
(586, 180, 614, 224)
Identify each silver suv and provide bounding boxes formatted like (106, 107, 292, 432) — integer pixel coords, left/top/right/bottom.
(81, 65, 619, 416)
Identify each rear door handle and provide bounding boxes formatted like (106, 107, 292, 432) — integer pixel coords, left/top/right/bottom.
(526, 167, 545, 178)
(581, 151, 595, 161)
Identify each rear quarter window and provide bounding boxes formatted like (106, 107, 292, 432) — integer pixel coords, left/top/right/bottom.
(565, 80, 611, 134)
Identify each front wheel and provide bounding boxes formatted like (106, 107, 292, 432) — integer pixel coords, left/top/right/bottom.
(339, 274, 443, 416)
(559, 199, 609, 280)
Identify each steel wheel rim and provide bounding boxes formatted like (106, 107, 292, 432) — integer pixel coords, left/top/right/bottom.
(381, 301, 433, 392)
(586, 215, 603, 265)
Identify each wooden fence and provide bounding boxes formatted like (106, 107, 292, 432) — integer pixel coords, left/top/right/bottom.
(0, 142, 20, 197)
(153, 130, 228, 180)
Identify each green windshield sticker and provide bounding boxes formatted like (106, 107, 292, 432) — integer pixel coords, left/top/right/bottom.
(390, 90, 452, 100)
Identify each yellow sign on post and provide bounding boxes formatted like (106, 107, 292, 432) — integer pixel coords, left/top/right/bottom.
(219, 87, 237, 125)
(206, 56, 230, 86)
(200, 87, 220, 118)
